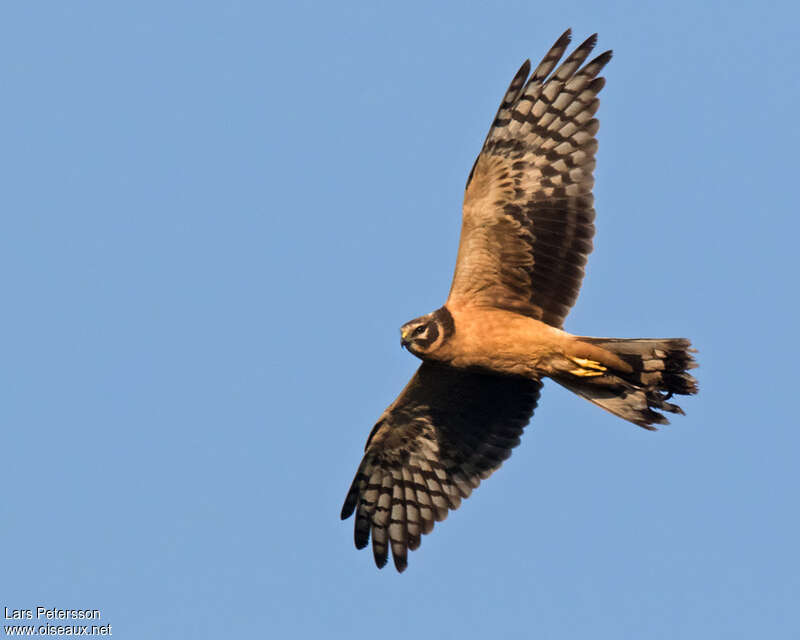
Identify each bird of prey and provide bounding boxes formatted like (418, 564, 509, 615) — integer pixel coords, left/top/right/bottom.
(341, 30, 698, 572)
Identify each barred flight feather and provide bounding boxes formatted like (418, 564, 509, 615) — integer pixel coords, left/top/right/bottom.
(341, 363, 541, 572)
(450, 29, 612, 329)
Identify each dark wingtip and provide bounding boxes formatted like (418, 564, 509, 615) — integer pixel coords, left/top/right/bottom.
(354, 520, 370, 549)
(374, 552, 388, 569)
(340, 490, 356, 520)
(582, 33, 599, 49)
(354, 537, 369, 550)
(393, 555, 408, 573)
(594, 49, 614, 66)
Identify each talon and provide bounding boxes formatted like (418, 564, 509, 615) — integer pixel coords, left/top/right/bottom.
(569, 368, 604, 377)
(569, 357, 607, 372)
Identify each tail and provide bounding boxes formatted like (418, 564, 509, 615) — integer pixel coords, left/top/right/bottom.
(554, 337, 698, 430)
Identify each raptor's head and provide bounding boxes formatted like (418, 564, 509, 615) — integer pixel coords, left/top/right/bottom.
(400, 306, 455, 358)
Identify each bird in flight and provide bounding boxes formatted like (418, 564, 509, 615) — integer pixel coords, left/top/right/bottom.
(341, 30, 698, 572)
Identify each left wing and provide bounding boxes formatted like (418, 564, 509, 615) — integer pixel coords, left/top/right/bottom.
(341, 363, 541, 572)
(448, 30, 611, 328)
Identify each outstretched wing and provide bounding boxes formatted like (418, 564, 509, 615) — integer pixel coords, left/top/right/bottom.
(341, 363, 541, 572)
(448, 30, 612, 328)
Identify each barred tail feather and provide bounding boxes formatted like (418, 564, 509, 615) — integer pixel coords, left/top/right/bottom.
(555, 337, 698, 430)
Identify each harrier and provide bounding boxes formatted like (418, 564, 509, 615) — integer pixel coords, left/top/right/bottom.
(341, 30, 698, 572)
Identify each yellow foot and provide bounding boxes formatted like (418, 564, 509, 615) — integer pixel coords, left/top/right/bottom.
(568, 357, 607, 377)
(568, 368, 604, 377)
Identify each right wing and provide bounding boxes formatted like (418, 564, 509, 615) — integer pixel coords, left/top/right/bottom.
(341, 362, 541, 572)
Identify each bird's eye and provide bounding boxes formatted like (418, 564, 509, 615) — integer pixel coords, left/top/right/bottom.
(412, 325, 426, 337)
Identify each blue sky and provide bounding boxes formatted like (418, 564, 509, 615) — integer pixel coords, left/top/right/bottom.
(2, 1, 798, 637)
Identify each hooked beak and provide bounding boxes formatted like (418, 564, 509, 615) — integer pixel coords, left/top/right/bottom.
(400, 328, 410, 350)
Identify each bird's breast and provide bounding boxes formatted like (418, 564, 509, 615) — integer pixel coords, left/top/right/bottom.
(431, 306, 571, 377)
